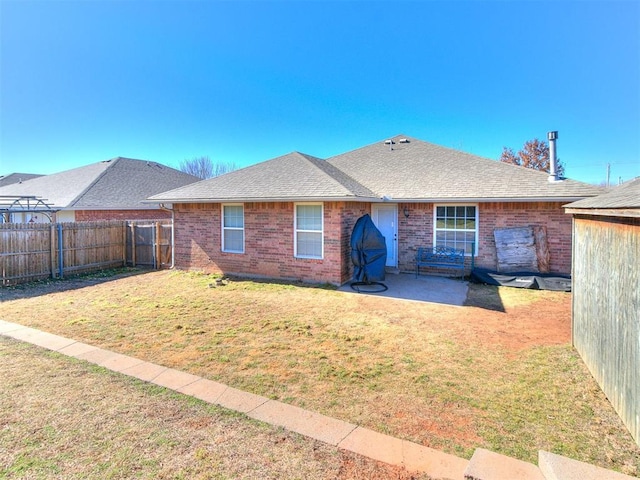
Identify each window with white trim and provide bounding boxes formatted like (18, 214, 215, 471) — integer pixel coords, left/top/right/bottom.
(434, 205, 477, 255)
(222, 204, 244, 253)
(295, 203, 323, 259)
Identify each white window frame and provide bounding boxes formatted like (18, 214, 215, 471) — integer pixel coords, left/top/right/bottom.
(294, 203, 324, 259)
(433, 204, 478, 256)
(221, 203, 244, 254)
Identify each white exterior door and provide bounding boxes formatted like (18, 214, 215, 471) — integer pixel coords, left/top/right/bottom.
(372, 205, 398, 267)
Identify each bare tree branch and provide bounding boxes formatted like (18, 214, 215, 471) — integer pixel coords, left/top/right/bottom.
(179, 156, 237, 179)
(499, 138, 565, 176)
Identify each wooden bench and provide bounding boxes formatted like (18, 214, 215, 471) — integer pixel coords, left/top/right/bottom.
(415, 246, 466, 280)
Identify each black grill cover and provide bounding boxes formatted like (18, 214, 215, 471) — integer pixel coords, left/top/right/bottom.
(351, 214, 387, 283)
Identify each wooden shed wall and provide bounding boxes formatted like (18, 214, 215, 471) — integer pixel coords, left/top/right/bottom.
(572, 215, 640, 446)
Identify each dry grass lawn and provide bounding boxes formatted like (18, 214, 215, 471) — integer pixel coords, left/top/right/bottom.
(1, 268, 639, 477)
(0, 337, 427, 479)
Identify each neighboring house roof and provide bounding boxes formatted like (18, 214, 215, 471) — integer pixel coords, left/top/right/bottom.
(149, 134, 606, 204)
(565, 177, 640, 218)
(0, 173, 44, 187)
(0, 158, 199, 210)
(149, 152, 378, 203)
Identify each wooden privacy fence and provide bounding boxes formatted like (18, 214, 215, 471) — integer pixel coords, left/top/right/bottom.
(571, 216, 640, 445)
(1, 220, 172, 286)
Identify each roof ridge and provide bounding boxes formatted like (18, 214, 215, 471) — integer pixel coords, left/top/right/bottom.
(297, 151, 379, 198)
(67, 157, 121, 208)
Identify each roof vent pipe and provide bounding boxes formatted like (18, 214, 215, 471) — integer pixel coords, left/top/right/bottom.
(547, 131, 559, 183)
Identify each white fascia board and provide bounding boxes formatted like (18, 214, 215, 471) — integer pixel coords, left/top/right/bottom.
(144, 196, 380, 204)
(392, 197, 590, 203)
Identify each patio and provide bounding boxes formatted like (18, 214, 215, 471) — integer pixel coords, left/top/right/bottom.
(337, 272, 469, 306)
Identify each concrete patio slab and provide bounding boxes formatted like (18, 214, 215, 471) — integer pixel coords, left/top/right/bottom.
(121, 361, 168, 382)
(338, 426, 404, 467)
(465, 448, 545, 480)
(338, 272, 468, 306)
(151, 368, 201, 390)
(217, 386, 269, 413)
(402, 441, 468, 480)
(249, 400, 357, 446)
(177, 378, 228, 404)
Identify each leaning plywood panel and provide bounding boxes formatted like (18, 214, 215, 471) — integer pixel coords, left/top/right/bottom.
(494, 226, 538, 272)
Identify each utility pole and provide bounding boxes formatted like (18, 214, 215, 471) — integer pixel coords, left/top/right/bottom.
(606, 163, 610, 188)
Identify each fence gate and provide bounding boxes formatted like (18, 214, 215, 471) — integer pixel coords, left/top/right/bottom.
(126, 221, 172, 269)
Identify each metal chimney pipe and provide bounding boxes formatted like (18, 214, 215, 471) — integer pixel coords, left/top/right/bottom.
(548, 131, 559, 182)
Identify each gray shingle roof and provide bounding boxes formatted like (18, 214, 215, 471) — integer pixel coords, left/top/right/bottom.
(0, 158, 199, 210)
(149, 134, 606, 204)
(0, 173, 44, 187)
(565, 177, 640, 209)
(327, 135, 606, 201)
(149, 152, 378, 202)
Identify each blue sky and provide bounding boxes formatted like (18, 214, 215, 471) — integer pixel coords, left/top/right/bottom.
(1, 0, 638, 185)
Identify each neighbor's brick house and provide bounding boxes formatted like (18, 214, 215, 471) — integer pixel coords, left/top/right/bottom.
(150, 135, 603, 285)
(0, 157, 199, 223)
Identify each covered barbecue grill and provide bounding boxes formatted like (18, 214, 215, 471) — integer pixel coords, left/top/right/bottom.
(350, 214, 387, 291)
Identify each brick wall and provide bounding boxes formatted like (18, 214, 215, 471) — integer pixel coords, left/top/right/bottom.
(174, 201, 369, 285)
(75, 209, 171, 221)
(398, 203, 434, 272)
(174, 200, 573, 284)
(478, 202, 572, 274)
(396, 201, 572, 275)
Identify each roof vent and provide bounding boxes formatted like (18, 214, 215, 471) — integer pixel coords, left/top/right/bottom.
(547, 131, 560, 183)
(384, 139, 395, 151)
(398, 138, 410, 143)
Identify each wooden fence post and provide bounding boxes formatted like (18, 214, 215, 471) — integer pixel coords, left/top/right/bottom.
(57, 223, 64, 278)
(122, 223, 127, 265)
(155, 221, 161, 269)
(130, 223, 136, 267)
(50, 223, 56, 279)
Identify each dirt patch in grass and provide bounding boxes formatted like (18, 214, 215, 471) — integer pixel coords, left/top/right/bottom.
(1, 269, 638, 476)
(0, 337, 429, 479)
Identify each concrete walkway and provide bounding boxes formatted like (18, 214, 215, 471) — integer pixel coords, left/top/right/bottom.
(0, 319, 468, 480)
(338, 272, 469, 306)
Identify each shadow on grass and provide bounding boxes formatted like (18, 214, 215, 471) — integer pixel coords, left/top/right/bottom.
(0, 267, 152, 302)
(208, 274, 338, 291)
(463, 282, 506, 312)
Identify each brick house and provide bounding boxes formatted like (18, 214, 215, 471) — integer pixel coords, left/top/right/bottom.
(149, 135, 604, 285)
(0, 158, 199, 223)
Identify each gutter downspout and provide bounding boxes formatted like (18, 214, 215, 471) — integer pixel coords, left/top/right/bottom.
(159, 203, 175, 268)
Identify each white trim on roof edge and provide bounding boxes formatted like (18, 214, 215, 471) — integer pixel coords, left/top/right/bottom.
(145, 196, 592, 205)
